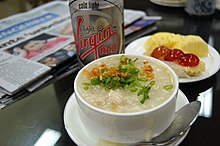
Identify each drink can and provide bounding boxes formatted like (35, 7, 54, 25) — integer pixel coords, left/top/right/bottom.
(69, 0, 124, 68)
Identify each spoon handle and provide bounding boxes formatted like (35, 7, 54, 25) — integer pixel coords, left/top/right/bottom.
(131, 101, 201, 146)
(131, 128, 189, 146)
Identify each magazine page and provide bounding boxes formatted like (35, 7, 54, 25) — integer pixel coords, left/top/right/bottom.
(0, 52, 50, 95)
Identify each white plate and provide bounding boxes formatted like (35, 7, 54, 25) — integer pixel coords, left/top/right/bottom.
(150, 0, 186, 7)
(125, 36, 220, 83)
(64, 90, 189, 146)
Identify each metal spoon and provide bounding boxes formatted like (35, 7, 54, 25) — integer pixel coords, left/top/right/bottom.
(131, 100, 201, 146)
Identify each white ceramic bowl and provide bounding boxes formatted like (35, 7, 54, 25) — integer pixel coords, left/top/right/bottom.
(74, 54, 179, 144)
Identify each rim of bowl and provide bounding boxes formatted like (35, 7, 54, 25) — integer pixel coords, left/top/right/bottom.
(74, 54, 179, 117)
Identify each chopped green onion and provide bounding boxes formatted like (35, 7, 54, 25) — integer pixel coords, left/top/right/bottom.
(82, 83, 91, 90)
(164, 85, 174, 91)
(103, 76, 111, 85)
(137, 87, 144, 96)
(130, 87, 138, 92)
(139, 81, 155, 104)
(147, 81, 155, 88)
(83, 55, 155, 104)
(84, 86, 89, 90)
(140, 90, 150, 104)
(120, 55, 127, 64)
(91, 77, 101, 85)
(138, 77, 148, 82)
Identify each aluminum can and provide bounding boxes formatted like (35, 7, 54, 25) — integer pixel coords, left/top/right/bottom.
(69, 0, 124, 68)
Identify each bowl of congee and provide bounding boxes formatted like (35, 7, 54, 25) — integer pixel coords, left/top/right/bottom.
(74, 54, 179, 144)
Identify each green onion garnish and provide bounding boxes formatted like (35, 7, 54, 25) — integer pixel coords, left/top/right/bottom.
(140, 81, 155, 104)
(164, 85, 174, 91)
(82, 55, 156, 104)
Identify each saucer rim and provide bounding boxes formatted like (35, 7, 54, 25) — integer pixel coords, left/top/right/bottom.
(64, 90, 189, 146)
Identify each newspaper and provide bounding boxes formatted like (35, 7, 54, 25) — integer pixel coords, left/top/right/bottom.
(0, 1, 75, 96)
(0, 1, 149, 106)
(0, 52, 50, 95)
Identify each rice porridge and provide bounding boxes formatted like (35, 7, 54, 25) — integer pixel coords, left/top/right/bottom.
(77, 55, 175, 113)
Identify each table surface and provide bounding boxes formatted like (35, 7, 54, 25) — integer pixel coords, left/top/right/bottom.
(1, 0, 220, 146)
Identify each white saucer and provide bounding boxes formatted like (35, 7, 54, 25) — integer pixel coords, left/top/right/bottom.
(64, 90, 189, 146)
(125, 36, 220, 83)
(150, 0, 186, 7)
